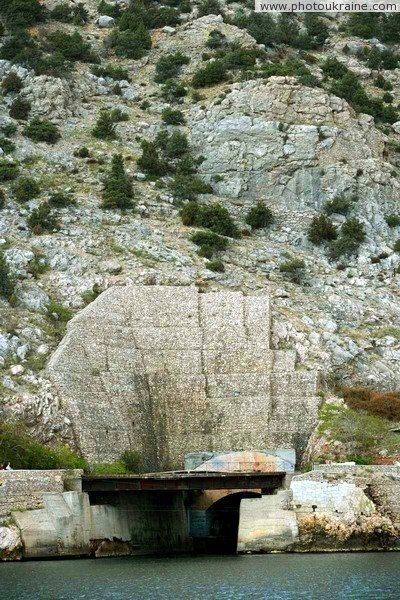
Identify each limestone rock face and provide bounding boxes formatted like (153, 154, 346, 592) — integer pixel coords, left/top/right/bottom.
(47, 286, 321, 468)
(189, 78, 398, 226)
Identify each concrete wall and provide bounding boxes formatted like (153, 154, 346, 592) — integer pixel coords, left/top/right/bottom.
(48, 287, 321, 469)
(238, 491, 299, 552)
(12, 489, 191, 559)
(0, 470, 82, 520)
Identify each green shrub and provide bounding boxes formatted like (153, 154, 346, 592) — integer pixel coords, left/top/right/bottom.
(161, 79, 187, 103)
(107, 24, 152, 60)
(385, 214, 400, 228)
(0, 124, 17, 137)
(192, 60, 227, 88)
(207, 30, 227, 49)
(341, 217, 366, 243)
(51, 2, 89, 25)
(246, 202, 273, 229)
(279, 257, 306, 273)
(74, 146, 90, 158)
(49, 192, 75, 207)
(161, 107, 186, 125)
(190, 229, 228, 252)
(0, 137, 16, 155)
(98, 0, 122, 19)
(91, 64, 130, 81)
(0, 0, 45, 30)
(27, 251, 49, 279)
(308, 214, 337, 245)
(198, 0, 223, 17)
(0, 422, 87, 470)
(393, 240, 400, 253)
(323, 195, 353, 216)
(45, 30, 97, 63)
(47, 299, 73, 322)
(322, 57, 349, 80)
(24, 118, 60, 144)
(121, 449, 143, 473)
(9, 96, 31, 120)
(328, 217, 366, 260)
(0, 252, 16, 300)
(102, 154, 134, 210)
(181, 202, 239, 238)
(14, 177, 40, 202)
(1, 72, 23, 94)
(0, 160, 19, 181)
(28, 202, 59, 234)
(207, 259, 225, 272)
(383, 92, 393, 104)
(169, 174, 212, 201)
(154, 52, 190, 83)
(0, 189, 5, 209)
(197, 202, 240, 238)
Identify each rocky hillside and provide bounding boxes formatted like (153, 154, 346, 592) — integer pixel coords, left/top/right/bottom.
(1, 2, 400, 456)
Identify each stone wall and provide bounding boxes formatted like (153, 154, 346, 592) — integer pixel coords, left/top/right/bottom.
(0, 470, 82, 520)
(48, 286, 321, 469)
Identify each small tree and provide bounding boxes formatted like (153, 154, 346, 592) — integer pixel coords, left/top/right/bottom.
(0, 252, 15, 300)
(102, 154, 134, 210)
(92, 111, 117, 140)
(246, 202, 273, 229)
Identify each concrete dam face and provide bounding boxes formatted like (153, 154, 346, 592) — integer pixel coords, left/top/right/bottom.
(48, 286, 321, 470)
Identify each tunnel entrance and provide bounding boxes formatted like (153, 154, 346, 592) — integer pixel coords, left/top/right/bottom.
(191, 492, 261, 554)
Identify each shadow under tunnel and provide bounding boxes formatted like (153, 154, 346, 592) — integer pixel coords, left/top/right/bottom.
(192, 492, 261, 555)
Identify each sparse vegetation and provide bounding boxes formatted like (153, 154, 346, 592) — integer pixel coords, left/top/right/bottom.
(342, 386, 400, 421)
(0, 422, 87, 470)
(28, 202, 59, 234)
(385, 214, 400, 228)
(324, 195, 353, 216)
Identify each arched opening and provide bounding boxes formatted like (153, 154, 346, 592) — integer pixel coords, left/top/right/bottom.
(191, 491, 261, 554)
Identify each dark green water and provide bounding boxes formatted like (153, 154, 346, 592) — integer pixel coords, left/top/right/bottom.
(2, 553, 400, 600)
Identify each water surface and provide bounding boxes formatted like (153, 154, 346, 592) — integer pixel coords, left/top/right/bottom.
(2, 553, 400, 599)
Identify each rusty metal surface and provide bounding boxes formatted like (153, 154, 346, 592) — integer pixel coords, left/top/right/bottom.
(82, 471, 285, 492)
